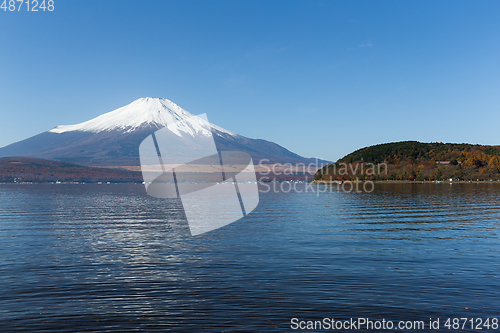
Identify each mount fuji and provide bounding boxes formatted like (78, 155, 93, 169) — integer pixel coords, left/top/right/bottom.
(0, 97, 327, 168)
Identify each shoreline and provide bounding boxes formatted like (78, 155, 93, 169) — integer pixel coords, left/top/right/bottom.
(314, 179, 500, 184)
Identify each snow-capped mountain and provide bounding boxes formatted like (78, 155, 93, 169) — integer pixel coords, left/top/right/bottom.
(49, 97, 236, 137)
(0, 97, 328, 167)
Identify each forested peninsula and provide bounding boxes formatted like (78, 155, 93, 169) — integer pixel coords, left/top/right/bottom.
(314, 141, 500, 181)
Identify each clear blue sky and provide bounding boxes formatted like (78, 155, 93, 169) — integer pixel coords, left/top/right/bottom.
(1, 0, 499, 161)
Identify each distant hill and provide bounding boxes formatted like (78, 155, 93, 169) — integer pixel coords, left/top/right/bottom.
(0, 157, 142, 183)
(315, 141, 500, 181)
(0, 156, 313, 183)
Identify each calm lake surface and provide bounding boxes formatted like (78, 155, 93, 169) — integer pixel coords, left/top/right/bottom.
(0, 183, 499, 332)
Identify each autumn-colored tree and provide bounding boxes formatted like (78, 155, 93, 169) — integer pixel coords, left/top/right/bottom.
(489, 156, 500, 172)
(464, 156, 483, 168)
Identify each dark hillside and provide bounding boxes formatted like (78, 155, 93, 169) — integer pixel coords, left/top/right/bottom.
(0, 157, 142, 183)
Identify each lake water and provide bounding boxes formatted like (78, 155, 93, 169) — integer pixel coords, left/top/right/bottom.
(0, 183, 499, 332)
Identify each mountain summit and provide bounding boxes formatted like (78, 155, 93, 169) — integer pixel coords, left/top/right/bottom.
(0, 97, 327, 167)
(49, 97, 236, 137)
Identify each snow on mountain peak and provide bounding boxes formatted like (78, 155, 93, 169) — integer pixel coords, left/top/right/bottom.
(48, 97, 237, 137)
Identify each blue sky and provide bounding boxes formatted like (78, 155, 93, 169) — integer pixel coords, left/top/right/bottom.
(1, 0, 499, 161)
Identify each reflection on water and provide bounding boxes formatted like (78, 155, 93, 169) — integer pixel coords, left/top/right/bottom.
(0, 183, 499, 332)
